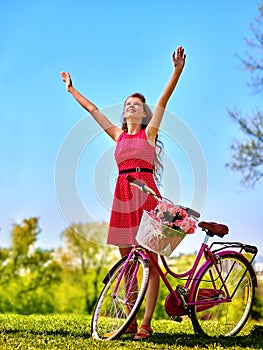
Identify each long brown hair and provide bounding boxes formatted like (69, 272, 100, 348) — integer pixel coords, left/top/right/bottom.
(121, 93, 163, 185)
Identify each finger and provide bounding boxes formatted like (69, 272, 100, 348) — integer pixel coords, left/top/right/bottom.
(178, 47, 184, 57)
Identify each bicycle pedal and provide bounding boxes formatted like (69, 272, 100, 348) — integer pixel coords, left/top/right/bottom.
(170, 316, 183, 323)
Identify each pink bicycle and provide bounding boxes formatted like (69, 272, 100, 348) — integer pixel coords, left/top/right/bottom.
(91, 176, 258, 340)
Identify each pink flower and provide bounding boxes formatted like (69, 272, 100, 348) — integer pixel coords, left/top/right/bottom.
(175, 217, 196, 234)
(170, 206, 187, 219)
(157, 202, 170, 212)
(148, 210, 157, 220)
(149, 202, 197, 234)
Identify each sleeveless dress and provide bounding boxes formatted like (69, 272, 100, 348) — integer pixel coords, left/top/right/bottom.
(107, 129, 161, 246)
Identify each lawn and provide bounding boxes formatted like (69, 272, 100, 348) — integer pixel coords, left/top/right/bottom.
(0, 314, 262, 349)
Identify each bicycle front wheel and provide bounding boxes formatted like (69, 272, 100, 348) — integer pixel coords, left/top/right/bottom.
(91, 252, 149, 340)
(191, 253, 255, 337)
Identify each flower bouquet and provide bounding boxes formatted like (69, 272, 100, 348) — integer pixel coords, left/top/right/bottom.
(136, 202, 197, 257)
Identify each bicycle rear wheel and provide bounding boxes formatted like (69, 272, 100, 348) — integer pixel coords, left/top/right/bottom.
(191, 253, 255, 337)
(91, 252, 149, 340)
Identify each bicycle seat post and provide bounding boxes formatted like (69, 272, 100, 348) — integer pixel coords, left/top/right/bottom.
(203, 234, 210, 245)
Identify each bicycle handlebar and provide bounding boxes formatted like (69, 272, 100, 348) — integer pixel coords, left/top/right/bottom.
(126, 175, 160, 198)
(126, 175, 200, 219)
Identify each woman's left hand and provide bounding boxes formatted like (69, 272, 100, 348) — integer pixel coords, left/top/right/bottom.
(172, 46, 186, 70)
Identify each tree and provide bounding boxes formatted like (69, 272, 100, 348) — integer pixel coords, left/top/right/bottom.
(61, 222, 118, 313)
(11, 217, 40, 271)
(0, 247, 12, 286)
(226, 2, 263, 188)
(0, 217, 62, 314)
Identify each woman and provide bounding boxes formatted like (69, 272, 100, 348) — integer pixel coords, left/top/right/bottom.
(61, 46, 186, 339)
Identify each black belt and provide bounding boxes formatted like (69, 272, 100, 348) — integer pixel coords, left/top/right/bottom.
(119, 167, 153, 175)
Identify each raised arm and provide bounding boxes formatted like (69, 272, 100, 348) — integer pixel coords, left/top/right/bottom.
(61, 72, 122, 141)
(146, 46, 186, 144)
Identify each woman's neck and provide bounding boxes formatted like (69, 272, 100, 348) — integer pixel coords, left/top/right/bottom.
(126, 121, 142, 135)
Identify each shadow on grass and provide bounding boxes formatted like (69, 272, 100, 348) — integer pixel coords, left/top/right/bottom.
(149, 325, 263, 349)
(1, 328, 91, 339)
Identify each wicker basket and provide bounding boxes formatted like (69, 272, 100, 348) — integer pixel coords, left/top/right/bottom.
(136, 211, 186, 257)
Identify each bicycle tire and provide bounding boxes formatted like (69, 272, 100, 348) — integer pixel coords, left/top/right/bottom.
(91, 252, 149, 340)
(191, 253, 255, 337)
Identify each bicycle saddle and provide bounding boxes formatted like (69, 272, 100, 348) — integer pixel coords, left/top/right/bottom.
(198, 221, 229, 237)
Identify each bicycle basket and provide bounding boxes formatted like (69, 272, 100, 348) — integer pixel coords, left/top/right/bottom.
(136, 211, 186, 257)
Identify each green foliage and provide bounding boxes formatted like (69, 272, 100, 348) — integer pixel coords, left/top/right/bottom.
(0, 248, 13, 285)
(0, 217, 121, 315)
(0, 218, 119, 315)
(60, 222, 118, 313)
(0, 217, 62, 314)
(0, 277, 56, 314)
(251, 291, 263, 321)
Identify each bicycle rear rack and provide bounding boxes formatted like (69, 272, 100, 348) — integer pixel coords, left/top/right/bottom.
(210, 241, 258, 265)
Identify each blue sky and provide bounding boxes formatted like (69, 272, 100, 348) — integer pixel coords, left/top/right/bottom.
(1, 0, 262, 257)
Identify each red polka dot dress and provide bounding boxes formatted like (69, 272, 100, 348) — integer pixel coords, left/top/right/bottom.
(107, 129, 161, 247)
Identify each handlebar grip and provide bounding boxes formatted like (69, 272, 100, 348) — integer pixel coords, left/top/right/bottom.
(126, 175, 148, 193)
(126, 175, 145, 188)
(187, 208, 200, 219)
(126, 175, 138, 184)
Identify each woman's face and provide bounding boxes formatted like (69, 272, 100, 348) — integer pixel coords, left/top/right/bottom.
(124, 97, 145, 120)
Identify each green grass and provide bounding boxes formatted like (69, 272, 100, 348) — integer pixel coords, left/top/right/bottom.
(0, 314, 262, 349)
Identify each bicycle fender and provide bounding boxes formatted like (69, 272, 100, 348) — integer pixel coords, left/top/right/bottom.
(188, 250, 257, 301)
(102, 255, 127, 284)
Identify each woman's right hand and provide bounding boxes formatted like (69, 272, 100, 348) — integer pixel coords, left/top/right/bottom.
(172, 46, 186, 71)
(61, 71, 72, 91)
